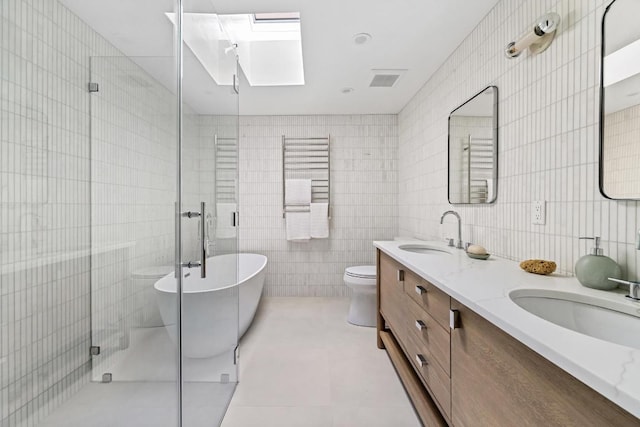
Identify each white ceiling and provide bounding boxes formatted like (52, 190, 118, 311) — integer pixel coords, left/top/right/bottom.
(60, 0, 500, 116)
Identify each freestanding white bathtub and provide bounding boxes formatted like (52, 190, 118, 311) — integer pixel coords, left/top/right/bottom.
(154, 253, 267, 358)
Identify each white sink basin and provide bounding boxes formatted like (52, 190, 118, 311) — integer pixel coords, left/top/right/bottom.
(398, 244, 452, 255)
(510, 289, 640, 349)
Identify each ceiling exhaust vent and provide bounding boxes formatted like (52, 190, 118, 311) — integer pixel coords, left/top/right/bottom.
(369, 69, 407, 88)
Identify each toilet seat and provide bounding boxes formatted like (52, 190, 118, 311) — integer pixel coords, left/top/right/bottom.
(345, 265, 376, 279)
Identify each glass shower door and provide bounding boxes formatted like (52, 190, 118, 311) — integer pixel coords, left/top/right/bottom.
(85, 0, 181, 425)
(87, 51, 181, 425)
(180, 2, 240, 424)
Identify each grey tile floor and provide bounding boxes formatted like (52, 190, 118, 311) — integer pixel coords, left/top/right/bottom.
(221, 297, 420, 427)
(37, 298, 420, 427)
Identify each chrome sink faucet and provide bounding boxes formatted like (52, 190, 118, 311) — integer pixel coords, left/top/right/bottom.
(608, 278, 640, 302)
(440, 210, 463, 249)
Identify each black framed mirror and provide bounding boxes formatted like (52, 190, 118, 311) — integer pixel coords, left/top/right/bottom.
(600, 0, 640, 199)
(448, 86, 498, 204)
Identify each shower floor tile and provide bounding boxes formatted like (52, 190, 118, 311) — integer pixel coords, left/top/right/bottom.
(37, 382, 235, 427)
(221, 297, 421, 427)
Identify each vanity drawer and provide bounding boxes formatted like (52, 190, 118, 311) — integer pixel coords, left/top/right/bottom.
(404, 273, 450, 330)
(406, 327, 452, 419)
(407, 297, 450, 376)
(380, 252, 405, 292)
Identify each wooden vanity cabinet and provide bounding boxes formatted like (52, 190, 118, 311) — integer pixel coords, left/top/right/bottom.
(450, 299, 639, 427)
(376, 249, 639, 427)
(377, 251, 451, 424)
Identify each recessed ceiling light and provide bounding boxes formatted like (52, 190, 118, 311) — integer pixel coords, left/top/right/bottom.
(341, 87, 354, 94)
(353, 33, 372, 45)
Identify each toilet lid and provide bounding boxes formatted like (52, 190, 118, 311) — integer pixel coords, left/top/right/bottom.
(345, 265, 376, 279)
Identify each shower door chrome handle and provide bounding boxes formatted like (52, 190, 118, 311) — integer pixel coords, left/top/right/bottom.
(200, 201, 206, 278)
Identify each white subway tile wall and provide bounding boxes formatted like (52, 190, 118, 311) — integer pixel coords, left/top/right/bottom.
(398, 0, 640, 279)
(237, 115, 398, 297)
(1, 1, 95, 425)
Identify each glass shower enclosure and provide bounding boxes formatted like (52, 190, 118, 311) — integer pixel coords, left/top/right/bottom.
(0, 0, 240, 425)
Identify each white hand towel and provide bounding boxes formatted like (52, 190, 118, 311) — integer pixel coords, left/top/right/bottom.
(285, 179, 312, 205)
(310, 203, 329, 238)
(216, 203, 237, 239)
(286, 212, 310, 242)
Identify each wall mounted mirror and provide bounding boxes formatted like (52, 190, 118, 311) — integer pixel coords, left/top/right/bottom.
(600, 0, 640, 199)
(448, 86, 498, 204)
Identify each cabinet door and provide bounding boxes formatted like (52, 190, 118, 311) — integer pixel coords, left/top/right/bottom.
(379, 252, 407, 344)
(450, 300, 639, 427)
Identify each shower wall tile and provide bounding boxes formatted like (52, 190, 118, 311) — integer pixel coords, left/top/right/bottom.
(1, 0, 95, 425)
(398, 0, 640, 278)
(236, 115, 398, 297)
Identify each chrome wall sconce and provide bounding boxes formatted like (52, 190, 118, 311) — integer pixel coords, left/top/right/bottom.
(505, 12, 561, 58)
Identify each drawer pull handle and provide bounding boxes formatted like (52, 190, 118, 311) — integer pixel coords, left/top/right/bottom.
(450, 309, 460, 330)
(416, 354, 428, 367)
(397, 269, 405, 282)
(415, 285, 426, 295)
(415, 320, 426, 331)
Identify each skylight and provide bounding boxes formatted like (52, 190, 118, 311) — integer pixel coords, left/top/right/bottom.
(604, 38, 640, 87)
(166, 12, 304, 87)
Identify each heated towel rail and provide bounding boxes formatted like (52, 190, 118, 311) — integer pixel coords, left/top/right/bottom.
(464, 136, 493, 203)
(214, 135, 238, 203)
(282, 135, 330, 218)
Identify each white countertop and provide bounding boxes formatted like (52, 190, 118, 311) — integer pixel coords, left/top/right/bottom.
(374, 240, 640, 418)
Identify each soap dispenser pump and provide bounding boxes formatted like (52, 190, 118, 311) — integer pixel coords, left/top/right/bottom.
(575, 237, 622, 290)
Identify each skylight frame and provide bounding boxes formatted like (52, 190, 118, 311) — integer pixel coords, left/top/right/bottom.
(253, 12, 300, 23)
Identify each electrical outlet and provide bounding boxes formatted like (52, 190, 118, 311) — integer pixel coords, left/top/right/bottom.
(532, 200, 546, 225)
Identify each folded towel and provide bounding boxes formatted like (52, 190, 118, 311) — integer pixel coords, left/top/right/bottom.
(285, 179, 312, 205)
(310, 203, 329, 238)
(216, 203, 236, 239)
(286, 212, 310, 242)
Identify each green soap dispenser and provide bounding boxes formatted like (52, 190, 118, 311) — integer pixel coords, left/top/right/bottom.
(575, 237, 622, 290)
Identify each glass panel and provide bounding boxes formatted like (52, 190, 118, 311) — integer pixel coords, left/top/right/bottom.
(84, 1, 181, 424)
(181, 1, 240, 425)
(0, 0, 180, 426)
(87, 53, 179, 426)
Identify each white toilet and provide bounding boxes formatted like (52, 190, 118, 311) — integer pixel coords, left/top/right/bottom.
(344, 265, 377, 327)
(131, 265, 174, 327)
